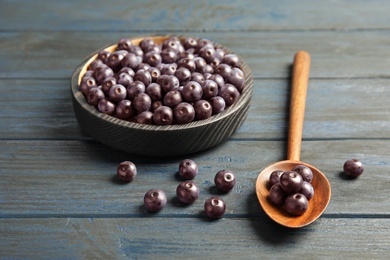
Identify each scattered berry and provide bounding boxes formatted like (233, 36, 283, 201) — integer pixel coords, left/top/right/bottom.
(179, 159, 198, 179)
(214, 170, 236, 192)
(144, 188, 167, 212)
(204, 197, 226, 219)
(343, 159, 364, 178)
(176, 180, 200, 204)
(117, 161, 137, 182)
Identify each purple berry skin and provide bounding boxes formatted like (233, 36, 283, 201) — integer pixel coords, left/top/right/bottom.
(117, 161, 137, 182)
(117, 38, 133, 51)
(268, 170, 284, 188)
(108, 84, 127, 103)
(144, 189, 167, 212)
(176, 180, 200, 204)
(133, 93, 152, 113)
(214, 170, 236, 192)
(164, 90, 182, 108)
(179, 159, 198, 180)
(280, 171, 304, 194)
(219, 84, 240, 106)
(194, 100, 212, 120)
(115, 99, 135, 120)
(135, 111, 154, 125)
(87, 87, 105, 106)
(269, 183, 286, 206)
(292, 165, 313, 183)
(126, 81, 146, 101)
(202, 80, 218, 100)
(97, 99, 115, 115)
(285, 193, 309, 216)
(227, 68, 245, 92)
(204, 197, 226, 219)
(173, 102, 195, 124)
(79, 76, 97, 95)
(300, 181, 314, 201)
(153, 106, 173, 125)
(343, 159, 364, 178)
(182, 81, 203, 103)
(209, 96, 226, 115)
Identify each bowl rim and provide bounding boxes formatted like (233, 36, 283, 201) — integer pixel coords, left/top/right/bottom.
(71, 35, 253, 132)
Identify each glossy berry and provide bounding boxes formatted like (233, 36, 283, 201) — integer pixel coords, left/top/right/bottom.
(79, 76, 97, 95)
(133, 93, 152, 113)
(343, 159, 364, 178)
(121, 52, 141, 69)
(117, 38, 133, 51)
(126, 81, 146, 101)
(146, 83, 163, 101)
(102, 77, 117, 94)
(227, 68, 245, 92)
(268, 170, 284, 188)
(86, 87, 104, 106)
(300, 181, 314, 201)
(176, 180, 200, 204)
(214, 170, 236, 192)
(194, 100, 212, 120)
(117, 161, 137, 182)
(134, 69, 152, 86)
(285, 193, 309, 216)
(116, 99, 135, 120)
(174, 67, 191, 83)
(97, 99, 115, 115)
(135, 111, 154, 124)
(117, 73, 133, 87)
(292, 165, 313, 183)
(209, 96, 226, 115)
(108, 84, 127, 102)
(157, 75, 180, 92)
(220, 84, 240, 106)
(269, 183, 286, 206)
(215, 63, 232, 79)
(222, 54, 241, 68)
(202, 80, 218, 100)
(144, 51, 162, 67)
(204, 197, 226, 219)
(153, 106, 173, 125)
(179, 159, 198, 179)
(182, 81, 203, 103)
(173, 102, 195, 124)
(106, 50, 128, 71)
(144, 188, 167, 212)
(148, 67, 161, 82)
(94, 64, 114, 84)
(163, 90, 182, 107)
(280, 171, 303, 194)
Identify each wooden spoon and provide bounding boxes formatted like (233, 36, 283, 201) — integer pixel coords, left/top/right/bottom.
(255, 51, 331, 228)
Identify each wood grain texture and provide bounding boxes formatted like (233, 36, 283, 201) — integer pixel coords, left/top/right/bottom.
(1, 218, 390, 259)
(2, 0, 390, 31)
(1, 0, 390, 257)
(2, 31, 390, 79)
(0, 139, 388, 216)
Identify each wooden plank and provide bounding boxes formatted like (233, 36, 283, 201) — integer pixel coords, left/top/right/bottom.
(1, 30, 390, 79)
(1, 217, 390, 258)
(1, 78, 389, 140)
(0, 139, 389, 216)
(2, 0, 390, 31)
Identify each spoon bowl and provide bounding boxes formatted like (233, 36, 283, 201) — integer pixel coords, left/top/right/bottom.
(255, 51, 331, 228)
(256, 160, 331, 228)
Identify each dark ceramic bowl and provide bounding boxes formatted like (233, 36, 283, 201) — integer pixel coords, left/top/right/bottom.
(71, 36, 253, 156)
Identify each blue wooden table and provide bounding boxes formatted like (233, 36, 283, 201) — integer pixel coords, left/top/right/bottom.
(1, 0, 390, 258)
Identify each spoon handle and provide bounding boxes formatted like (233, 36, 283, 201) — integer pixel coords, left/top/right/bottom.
(287, 51, 311, 161)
